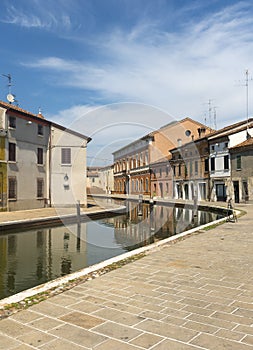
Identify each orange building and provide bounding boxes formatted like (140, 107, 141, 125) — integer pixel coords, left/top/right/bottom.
(113, 117, 212, 196)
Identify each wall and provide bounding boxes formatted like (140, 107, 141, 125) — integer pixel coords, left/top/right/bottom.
(231, 147, 253, 202)
(0, 137, 7, 210)
(7, 115, 49, 211)
(50, 126, 88, 207)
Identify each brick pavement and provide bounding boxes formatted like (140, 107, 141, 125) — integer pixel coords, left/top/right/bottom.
(0, 203, 252, 349)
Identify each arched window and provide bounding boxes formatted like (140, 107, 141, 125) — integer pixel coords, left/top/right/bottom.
(145, 178, 149, 192)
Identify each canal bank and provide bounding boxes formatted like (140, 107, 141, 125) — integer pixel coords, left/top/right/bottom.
(0, 201, 126, 231)
(0, 202, 252, 349)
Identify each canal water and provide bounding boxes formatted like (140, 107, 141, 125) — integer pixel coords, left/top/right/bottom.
(0, 202, 223, 299)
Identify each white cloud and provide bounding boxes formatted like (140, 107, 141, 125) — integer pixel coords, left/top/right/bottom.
(1, 1, 72, 30)
(50, 102, 176, 166)
(25, 1, 253, 128)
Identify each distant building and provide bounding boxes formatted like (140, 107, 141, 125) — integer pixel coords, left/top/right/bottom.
(0, 101, 91, 211)
(113, 117, 212, 196)
(150, 157, 173, 198)
(87, 165, 114, 195)
(170, 137, 210, 201)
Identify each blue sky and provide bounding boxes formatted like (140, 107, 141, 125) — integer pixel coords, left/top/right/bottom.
(1, 0, 253, 164)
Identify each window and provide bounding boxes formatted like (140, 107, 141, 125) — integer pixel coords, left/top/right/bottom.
(211, 157, 215, 171)
(211, 145, 215, 151)
(204, 158, 209, 172)
(236, 155, 241, 170)
(190, 161, 193, 176)
(61, 148, 71, 165)
(224, 155, 229, 170)
(37, 178, 44, 198)
(184, 163, 188, 177)
(8, 142, 16, 162)
(160, 168, 162, 177)
(8, 177, 17, 199)
(37, 148, 43, 165)
(9, 116, 16, 129)
(195, 161, 198, 175)
(173, 166, 176, 176)
(178, 164, 181, 176)
(37, 124, 44, 136)
(145, 178, 149, 192)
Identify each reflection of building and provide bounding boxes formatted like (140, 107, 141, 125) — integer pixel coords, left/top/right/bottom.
(0, 224, 87, 299)
(103, 201, 176, 249)
(208, 119, 253, 202)
(170, 137, 210, 201)
(230, 137, 253, 203)
(0, 101, 91, 210)
(113, 118, 212, 196)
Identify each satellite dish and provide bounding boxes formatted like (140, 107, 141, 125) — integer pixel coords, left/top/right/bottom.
(7, 94, 15, 103)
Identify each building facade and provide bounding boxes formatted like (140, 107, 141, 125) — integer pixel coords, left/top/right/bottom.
(150, 157, 173, 198)
(230, 137, 253, 203)
(0, 101, 91, 211)
(87, 165, 114, 195)
(208, 119, 253, 202)
(113, 117, 211, 197)
(50, 123, 90, 208)
(170, 137, 210, 201)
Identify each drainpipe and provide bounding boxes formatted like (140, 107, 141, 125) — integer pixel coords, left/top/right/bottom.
(48, 124, 52, 207)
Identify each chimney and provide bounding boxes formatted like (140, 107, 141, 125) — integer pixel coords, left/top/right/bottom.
(198, 127, 206, 138)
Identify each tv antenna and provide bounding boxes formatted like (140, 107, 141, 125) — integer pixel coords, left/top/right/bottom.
(203, 99, 216, 129)
(236, 69, 252, 130)
(2, 73, 16, 104)
(213, 106, 218, 130)
(244, 69, 252, 134)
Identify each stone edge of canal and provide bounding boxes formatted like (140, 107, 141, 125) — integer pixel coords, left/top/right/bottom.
(0, 204, 242, 319)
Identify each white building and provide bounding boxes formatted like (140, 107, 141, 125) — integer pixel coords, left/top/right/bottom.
(50, 123, 91, 208)
(208, 119, 253, 202)
(87, 165, 114, 195)
(0, 101, 91, 211)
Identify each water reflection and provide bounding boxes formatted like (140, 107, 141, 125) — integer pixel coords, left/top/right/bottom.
(0, 202, 223, 299)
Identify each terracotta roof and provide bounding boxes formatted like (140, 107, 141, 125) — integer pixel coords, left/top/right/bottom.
(0, 100, 44, 119)
(230, 136, 253, 150)
(0, 100, 92, 143)
(208, 118, 253, 140)
(151, 117, 213, 136)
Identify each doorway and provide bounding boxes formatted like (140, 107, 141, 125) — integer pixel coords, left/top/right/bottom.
(233, 181, 239, 203)
(216, 183, 227, 201)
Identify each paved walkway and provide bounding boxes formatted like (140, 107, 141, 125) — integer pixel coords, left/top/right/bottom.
(0, 203, 252, 349)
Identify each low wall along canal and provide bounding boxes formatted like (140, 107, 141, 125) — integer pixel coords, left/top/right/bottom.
(0, 200, 226, 301)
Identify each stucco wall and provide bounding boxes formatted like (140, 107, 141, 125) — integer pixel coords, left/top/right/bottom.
(7, 116, 49, 211)
(50, 126, 88, 207)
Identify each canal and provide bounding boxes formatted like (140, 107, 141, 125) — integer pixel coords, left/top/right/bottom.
(0, 201, 224, 299)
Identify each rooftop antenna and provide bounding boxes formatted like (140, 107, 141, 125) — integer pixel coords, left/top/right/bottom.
(2, 73, 15, 104)
(245, 69, 249, 124)
(208, 99, 212, 128)
(213, 106, 218, 130)
(242, 69, 252, 139)
(203, 99, 214, 129)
